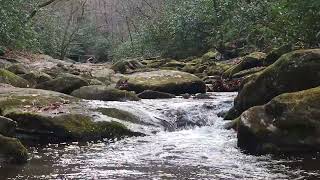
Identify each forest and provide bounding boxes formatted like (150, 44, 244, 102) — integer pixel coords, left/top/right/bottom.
(0, 0, 320, 179)
(1, 0, 319, 60)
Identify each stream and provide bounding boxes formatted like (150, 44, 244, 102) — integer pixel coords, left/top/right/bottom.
(1, 92, 320, 179)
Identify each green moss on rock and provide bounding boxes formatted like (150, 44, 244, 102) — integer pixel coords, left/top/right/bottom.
(0, 69, 29, 88)
(237, 86, 320, 154)
(36, 74, 89, 94)
(71, 85, 140, 101)
(123, 70, 206, 95)
(223, 52, 266, 77)
(227, 49, 320, 119)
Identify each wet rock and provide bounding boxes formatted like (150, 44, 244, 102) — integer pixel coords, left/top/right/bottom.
(97, 108, 143, 125)
(181, 93, 191, 99)
(36, 74, 89, 94)
(71, 85, 140, 101)
(226, 49, 320, 120)
(0, 69, 29, 88)
(223, 52, 266, 77)
(0, 88, 141, 144)
(0, 116, 17, 137)
(237, 87, 320, 154)
(193, 93, 212, 99)
(0, 135, 28, 163)
(137, 90, 175, 99)
(121, 70, 206, 95)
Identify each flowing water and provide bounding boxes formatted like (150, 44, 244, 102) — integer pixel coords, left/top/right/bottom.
(1, 92, 320, 180)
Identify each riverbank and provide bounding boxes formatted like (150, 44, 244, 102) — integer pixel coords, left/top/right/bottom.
(0, 46, 319, 164)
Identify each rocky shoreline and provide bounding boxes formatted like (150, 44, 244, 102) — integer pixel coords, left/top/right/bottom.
(0, 46, 319, 163)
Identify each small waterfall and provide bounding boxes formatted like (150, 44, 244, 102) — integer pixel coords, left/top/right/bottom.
(88, 92, 236, 134)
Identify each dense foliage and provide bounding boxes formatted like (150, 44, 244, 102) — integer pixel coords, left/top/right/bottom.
(0, 0, 319, 60)
(115, 0, 320, 59)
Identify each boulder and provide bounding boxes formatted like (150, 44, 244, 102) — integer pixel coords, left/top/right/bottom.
(232, 67, 266, 79)
(91, 68, 114, 84)
(71, 85, 140, 101)
(21, 71, 52, 87)
(202, 49, 221, 61)
(137, 90, 175, 99)
(6, 64, 29, 75)
(36, 74, 89, 94)
(0, 116, 17, 137)
(0, 135, 28, 163)
(223, 52, 266, 77)
(0, 88, 141, 144)
(264, 44, 293, 66)
(237, 87, 320, 154)
(121, 70, 206, 95)
(111, 59, 144, 74)
(0, 69, 29, 88)
(225, 49, 320, 120)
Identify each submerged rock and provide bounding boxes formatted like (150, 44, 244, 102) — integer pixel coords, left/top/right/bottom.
(0, 69, 29, 88)
(121, 70, 206, 95)
(0, 135, 28, 163)
(36, 74, 89, 94)
(225, 49, 320, 120)
(137, 90, 175, 99)
(237, 87, 320, 154)
(71, 85, 140, 101)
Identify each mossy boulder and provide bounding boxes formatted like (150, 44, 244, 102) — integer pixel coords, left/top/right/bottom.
(71, 85, 140, 101)
(91, 68, 114, 84)
(0, 88, 141, 144)
(232, 67, 266, 79)
(122, 70, 206, 95)
(264, 44, 293, 66)
(112, 59, 144, 74)
(6, 64, 29, 75)
(237, 86, 320, 154)
(97, 108, 142, 125)
(225, 49, 320, 120)
(223, 52, 266, 77)
(36, 74, 89, 94)
(161, 60, 186, 69)
(21, 71, 52, 87)
(0, 116, 17, 137)
(0, 69, 29, 88)
(202, 49, 221, 61)
(137, 90, 175, 99)
(0, 135, 28, 163)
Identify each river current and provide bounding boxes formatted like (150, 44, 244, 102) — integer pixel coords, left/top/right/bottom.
(1, 92, 320, 179)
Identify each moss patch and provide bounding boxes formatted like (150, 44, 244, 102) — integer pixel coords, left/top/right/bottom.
(0, 69, 29, 88)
